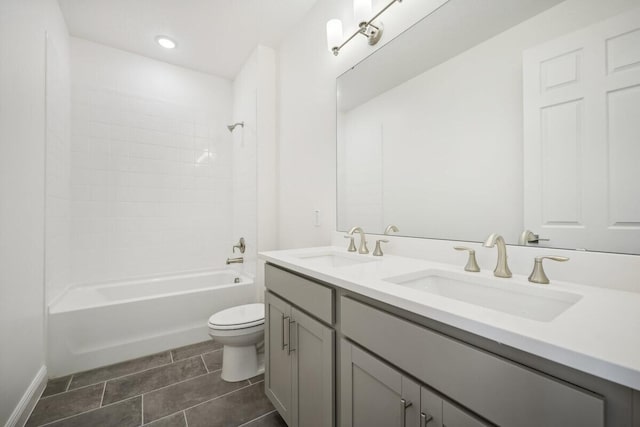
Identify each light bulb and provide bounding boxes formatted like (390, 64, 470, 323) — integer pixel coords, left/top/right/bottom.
(156, 36, 177, 49)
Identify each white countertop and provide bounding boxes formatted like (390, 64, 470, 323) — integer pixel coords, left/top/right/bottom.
(260, 246, 640, 390)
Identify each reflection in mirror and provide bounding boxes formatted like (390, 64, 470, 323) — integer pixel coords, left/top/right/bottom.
(337, 0, 640, 255)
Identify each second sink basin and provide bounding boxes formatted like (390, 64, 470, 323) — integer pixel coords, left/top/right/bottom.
(384, 270, 582, 322)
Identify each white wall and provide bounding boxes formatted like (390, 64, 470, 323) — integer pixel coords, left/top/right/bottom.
(278, 0, 640, 290)
(45, 22, 71, 304)
(69, 38, 234, 285)
(231, 50, 259, 279)
(277, 0, 450, 249)
(231, 46, 278, 297)
(0, 1, 69, 424)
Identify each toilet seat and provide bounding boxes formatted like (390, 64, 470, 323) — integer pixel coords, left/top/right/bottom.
(208, 303, 264, 330)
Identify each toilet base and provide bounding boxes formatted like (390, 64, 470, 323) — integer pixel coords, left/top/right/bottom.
(221, 344, 264, 382)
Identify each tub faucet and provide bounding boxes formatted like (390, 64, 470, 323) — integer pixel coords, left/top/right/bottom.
(348, 226, 369, 254)
(483, 233, 512, 278)
(226, 257, 244, 265)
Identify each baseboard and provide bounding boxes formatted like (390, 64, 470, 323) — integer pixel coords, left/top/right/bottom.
(4, 366, 47, 427)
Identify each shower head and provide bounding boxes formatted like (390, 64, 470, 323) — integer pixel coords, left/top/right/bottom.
(227, 122, 244, 132)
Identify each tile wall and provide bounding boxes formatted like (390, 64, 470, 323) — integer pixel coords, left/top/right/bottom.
(69, 38, 234, 284)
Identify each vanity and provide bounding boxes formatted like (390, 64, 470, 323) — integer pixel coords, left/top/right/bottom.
(261, 248, 640, 427)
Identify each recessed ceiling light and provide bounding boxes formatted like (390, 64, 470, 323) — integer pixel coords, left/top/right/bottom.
(156, 36, 176, 49)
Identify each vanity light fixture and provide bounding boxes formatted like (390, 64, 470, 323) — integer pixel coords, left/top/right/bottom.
(155, 35, 177, 49)
(326, 0, 402, 56)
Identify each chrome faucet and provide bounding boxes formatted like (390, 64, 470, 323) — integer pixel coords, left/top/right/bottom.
(226, 257, 244, 265)
(348, 226, 369, 254)
(483, 233, 512, 278)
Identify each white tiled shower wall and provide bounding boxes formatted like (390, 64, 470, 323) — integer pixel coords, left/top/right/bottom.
(69, 38, 234, 284)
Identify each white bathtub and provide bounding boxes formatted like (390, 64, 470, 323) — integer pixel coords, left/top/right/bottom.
(48, 270, 256, 376)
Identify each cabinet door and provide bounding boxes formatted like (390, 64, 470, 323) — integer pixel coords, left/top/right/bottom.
(442, 401, 489, 427)
(420, 387, 443, 427)
(265, 292, 293, 424)
(291, 307, 335, 427)
(341, 339, 420, 427)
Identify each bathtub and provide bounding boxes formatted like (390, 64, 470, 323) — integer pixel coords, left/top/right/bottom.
(48, 270, 256, 377)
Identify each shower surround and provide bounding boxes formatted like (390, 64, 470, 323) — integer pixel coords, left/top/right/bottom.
(68, 38, 234, 286)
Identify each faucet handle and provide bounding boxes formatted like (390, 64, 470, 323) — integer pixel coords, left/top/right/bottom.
(519, 230, 550, 245)
(528, 256, 569, 284)
(373, 239, 389, 256)
(453, 246, 480, 272)
(384, 225, 399, 235)
(233, 237, 246, 254)
(344, 235, 357, 252)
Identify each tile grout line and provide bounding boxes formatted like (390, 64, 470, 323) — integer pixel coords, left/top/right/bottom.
(200, 354, 209, 373)
(201, 348, 222, 357)
(51, 352, 206, 397)
(237, 410, 278, 427)
(39, 381, 105, 402)
(170, 380, 255, 420)
(136, 366, 222, 398)
(36, 396, 141, 427)
(65, 351, 173, 390)
(99, 382, 106, 407)
(248, 376, 264, 385)
(99, 363, 221, 408)
(33, 346, 223, 424)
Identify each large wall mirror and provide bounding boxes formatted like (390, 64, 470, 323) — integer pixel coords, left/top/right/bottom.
(337, 0, 640, 255)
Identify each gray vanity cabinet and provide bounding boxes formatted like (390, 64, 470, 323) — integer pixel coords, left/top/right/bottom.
(290, 307, 335, 427)
(266, 292, 293, 424)
(265, 263, 637, 426)
(264, 274, 335, 427)
(340, 339, 420, 427)
(441, 402, 488, 427)
(340, 296, 604, 427)
(421, 386, 488, 427)
(341, 339, 489, 427)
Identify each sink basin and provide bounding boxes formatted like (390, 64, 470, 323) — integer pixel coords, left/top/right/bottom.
(294, 252, 374, 268)
(384, 270, 581, 322)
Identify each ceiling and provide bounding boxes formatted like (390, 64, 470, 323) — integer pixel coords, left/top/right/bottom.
(58, 0, 318, 79)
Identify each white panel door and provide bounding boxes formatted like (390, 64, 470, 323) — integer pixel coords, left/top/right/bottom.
(523, 7, 640, 254)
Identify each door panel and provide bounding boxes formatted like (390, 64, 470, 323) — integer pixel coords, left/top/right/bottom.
(341, 339, 420, 427)
(292, 307, 335, 427)
(421, 387, 443, 427)
(442, 401, 488, 427)
(265, 292, 292, 424)
(523, 7, 640, 253)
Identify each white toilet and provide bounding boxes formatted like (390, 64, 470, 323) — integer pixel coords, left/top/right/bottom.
(208, 303, 265, 382)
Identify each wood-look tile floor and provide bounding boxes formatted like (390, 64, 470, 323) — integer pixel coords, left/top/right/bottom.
(26, 341, 286, 427)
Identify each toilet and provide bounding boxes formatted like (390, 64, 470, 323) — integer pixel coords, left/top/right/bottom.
(208, 303, 265, 382)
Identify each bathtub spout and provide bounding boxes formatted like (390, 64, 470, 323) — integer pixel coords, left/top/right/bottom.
(226, 257, 244, 265)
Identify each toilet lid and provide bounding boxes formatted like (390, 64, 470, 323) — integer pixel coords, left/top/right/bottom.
(208, 303, 265, 330)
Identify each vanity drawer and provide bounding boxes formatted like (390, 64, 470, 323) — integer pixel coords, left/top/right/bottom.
(340, 296, 604, 427)
(266, 264, 334, 325)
